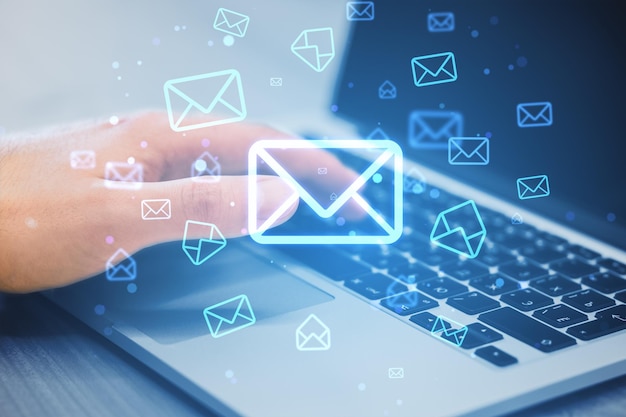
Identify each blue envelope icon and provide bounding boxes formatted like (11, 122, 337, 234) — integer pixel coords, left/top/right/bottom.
(378, 80, 397, 99)
(408, 110, 463, 149)
(213, 8, 250, 38)
(448, 137, 490, 165)
(291, 27, 335, 72)
(517, 175, 550, 200)
(248, 139, 403, 244)
(164, 70, 246, 132)
(430, 200, 486, 258)
(404, 167, 427, 194)
(106, 248, 136, 281)
(428, 12, 455, 32)
(346, 1, 375, 21)
(182, 220, 227, 265)
(411, 52, 457, 87)
(431, 315, 468, 347)
(203, 294, 256, 338)
(517, 102, 553, 127)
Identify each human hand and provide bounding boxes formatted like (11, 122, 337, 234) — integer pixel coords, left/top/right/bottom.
(0, 112, 358, 292)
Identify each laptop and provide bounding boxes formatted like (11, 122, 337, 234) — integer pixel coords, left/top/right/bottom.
(46, 1, 626, 416)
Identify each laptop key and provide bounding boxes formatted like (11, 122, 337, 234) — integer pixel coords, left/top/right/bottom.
(380, 291, 438, 316)
(518, 244, 568, 264)
(417, 277, 468, 299)
(410, 312, 449, 331)
(475, 346, 518, 367)
(537, 231, 569, 247)
(500, 288, 553, 312)
(567, 244, 601, 261)
(567, 305, 626, 340)
(475, 245, 517, 267)
(479, 307, 577, 353)
(440, 260, 489, 281)
(488, 229, 532, 250)
(597, 258, 626, 275)
(581, 272, 626, 294)
(344, 273, 406, 300)
(470, 274, 520, 296)
(532, 304, 588, 328)
(447, 291, 501, 315)
(442, 323, 503, 349)
(388, 262, 438, 284)
(530, 274, 581, 297)
(562, 289, 615, 313)
(615, 291, 626, 303)
(499, 259, 549, 281)
(550, 258, 599, 279)
(411, 242, 458, 267)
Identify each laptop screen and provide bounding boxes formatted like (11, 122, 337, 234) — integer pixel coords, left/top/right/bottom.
(332, 0, 626, 250)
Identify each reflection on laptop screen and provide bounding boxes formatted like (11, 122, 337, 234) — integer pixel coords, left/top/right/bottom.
(333, 0, 626, 250)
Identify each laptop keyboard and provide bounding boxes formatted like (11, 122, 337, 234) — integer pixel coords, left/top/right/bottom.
(278, 181, 626, 368)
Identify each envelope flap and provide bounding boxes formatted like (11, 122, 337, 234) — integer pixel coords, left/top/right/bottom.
(217, 8, 248, 27)
(430, 13, 453, 25)
(349, 2, 373, 15)
(519, 175, 547, 192)
(107, 248, 133, 268)
(166, 71, 241, 114)
(415, 112, 461, 139)
(204, 295, 249, 324)
(451, 138, 487, 157)
(301, 28, 334, 55)
(415, 53, 451, 76)
(146, 200, 169, 213)
(519, 103, 550, 120)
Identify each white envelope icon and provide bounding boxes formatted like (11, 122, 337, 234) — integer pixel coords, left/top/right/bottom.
(213, 8, 250, 38)
(248, 139, 403, 245)
(70, 150, 96, 169)
(163, 70, 247, 132)
(104, 161, 143, 189)
(296, 314, 331, 351)
(191, 151, 221, 182)
(141, 199, 171, 220)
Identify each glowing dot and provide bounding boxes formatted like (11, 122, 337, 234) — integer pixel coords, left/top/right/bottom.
(348, 82, 354, 88)
(358, 383, 366, 391)
(127, 156, 135, 164)
(182, 25, 187, 30)
(397, 399, 403, 406)
(94, 305, 106, 315)
(208, 40, 214, 47)
(349, 231, 356, 236)
(516, 56, 528, 68)
(438, 103, 446, 109)
(336, 217, 346, 226)
(137, 60, 142, 66)
(607, 213, 616, 222)
(230, 201, 235, 207)
(111, 61, 120, 69)
(124, 92, 130, 97)
(109, 115, 119, 125)
(201, 138, 210, 147)
(240, 228, 248, 235)
(152, 37, 161, 46)
(430, 188, 440, 199)
(508, 64, 515, 71)
(127, 283, 138, 294)
(490, 16, 499, 25)
(485, 131, 492, 138)
(25, 217, 37, 228)
(140, 141, 148, 148)
(566, 211, 575, 221)
(103, 327, 113, 336)
(483, 68, 490, 75)
(495, 278, 505, 288)
(230, 378, 237, 384)
(174, 25, 180, 31)
(225, 370, 234, 378)
(105, 235, 114, 244)
(471, 30, 479, 38)
(331, 104, 338, 112)
(372, 173, 383, 183)
(194, 159, 207, 172)
(223, 35, 235, 46)
(116, 75, 122, 81)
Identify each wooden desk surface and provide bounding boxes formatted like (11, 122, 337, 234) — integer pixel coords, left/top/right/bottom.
(1, 293, 625, 417)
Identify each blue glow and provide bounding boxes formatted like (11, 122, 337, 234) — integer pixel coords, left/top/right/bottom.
(346, 2, 375, 21)
(430, 188, 440, 199)
(483, 68, 490, 75)
(427, 12, 455, 32)
(372, 173, 383, 183)
(471, 30, 479, 38)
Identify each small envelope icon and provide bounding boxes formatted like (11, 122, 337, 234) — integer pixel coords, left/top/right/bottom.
(70, 150, 96, 169)
(409, 110, 463, 149)
(517, 175, 550, 200)
(141, 199, 171, 220)
(203, 294, 256, 338)
(431, 316, 468, 347)
(388, 367, 404, 379)
(164, 69, 247, 132)
(404, 168, 427, 194)
(411, 52, 457, 87)
(106, 248, 136, 281)
(104, 161, 144, 189)
(511, 213, 524, 224)
(430, 200, 486, 258)
(346, 1, 375, 21)
(517, 102, 553, 127)
(182, 220, 227, 265)
(213, 8, 250, 38)
(191, 151, 221, 182)
(378, 80, 397, 99)
(296, 314, 331, 351)
(270, 77, 283, 87)
(428, 12, 455, 32)
(248, 139, 403, 244)
(448, 137, 489, 165)
(291, 27, 335, 72)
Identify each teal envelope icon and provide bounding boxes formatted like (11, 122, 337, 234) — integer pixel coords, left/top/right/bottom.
(291, 27, 335, 72)
(430, 200, 486, 258)
(448, 137, 489, 165)
(431, 315, 468, 347)
(182, 220, 227, 265)
(408, 110, 464, 149)
(517, 175, 550, 200)
(203, 294, 256, 338)
(411, 52, 458, 87)
(163, 70, 246, 132)
(213, 8, 250, 38)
